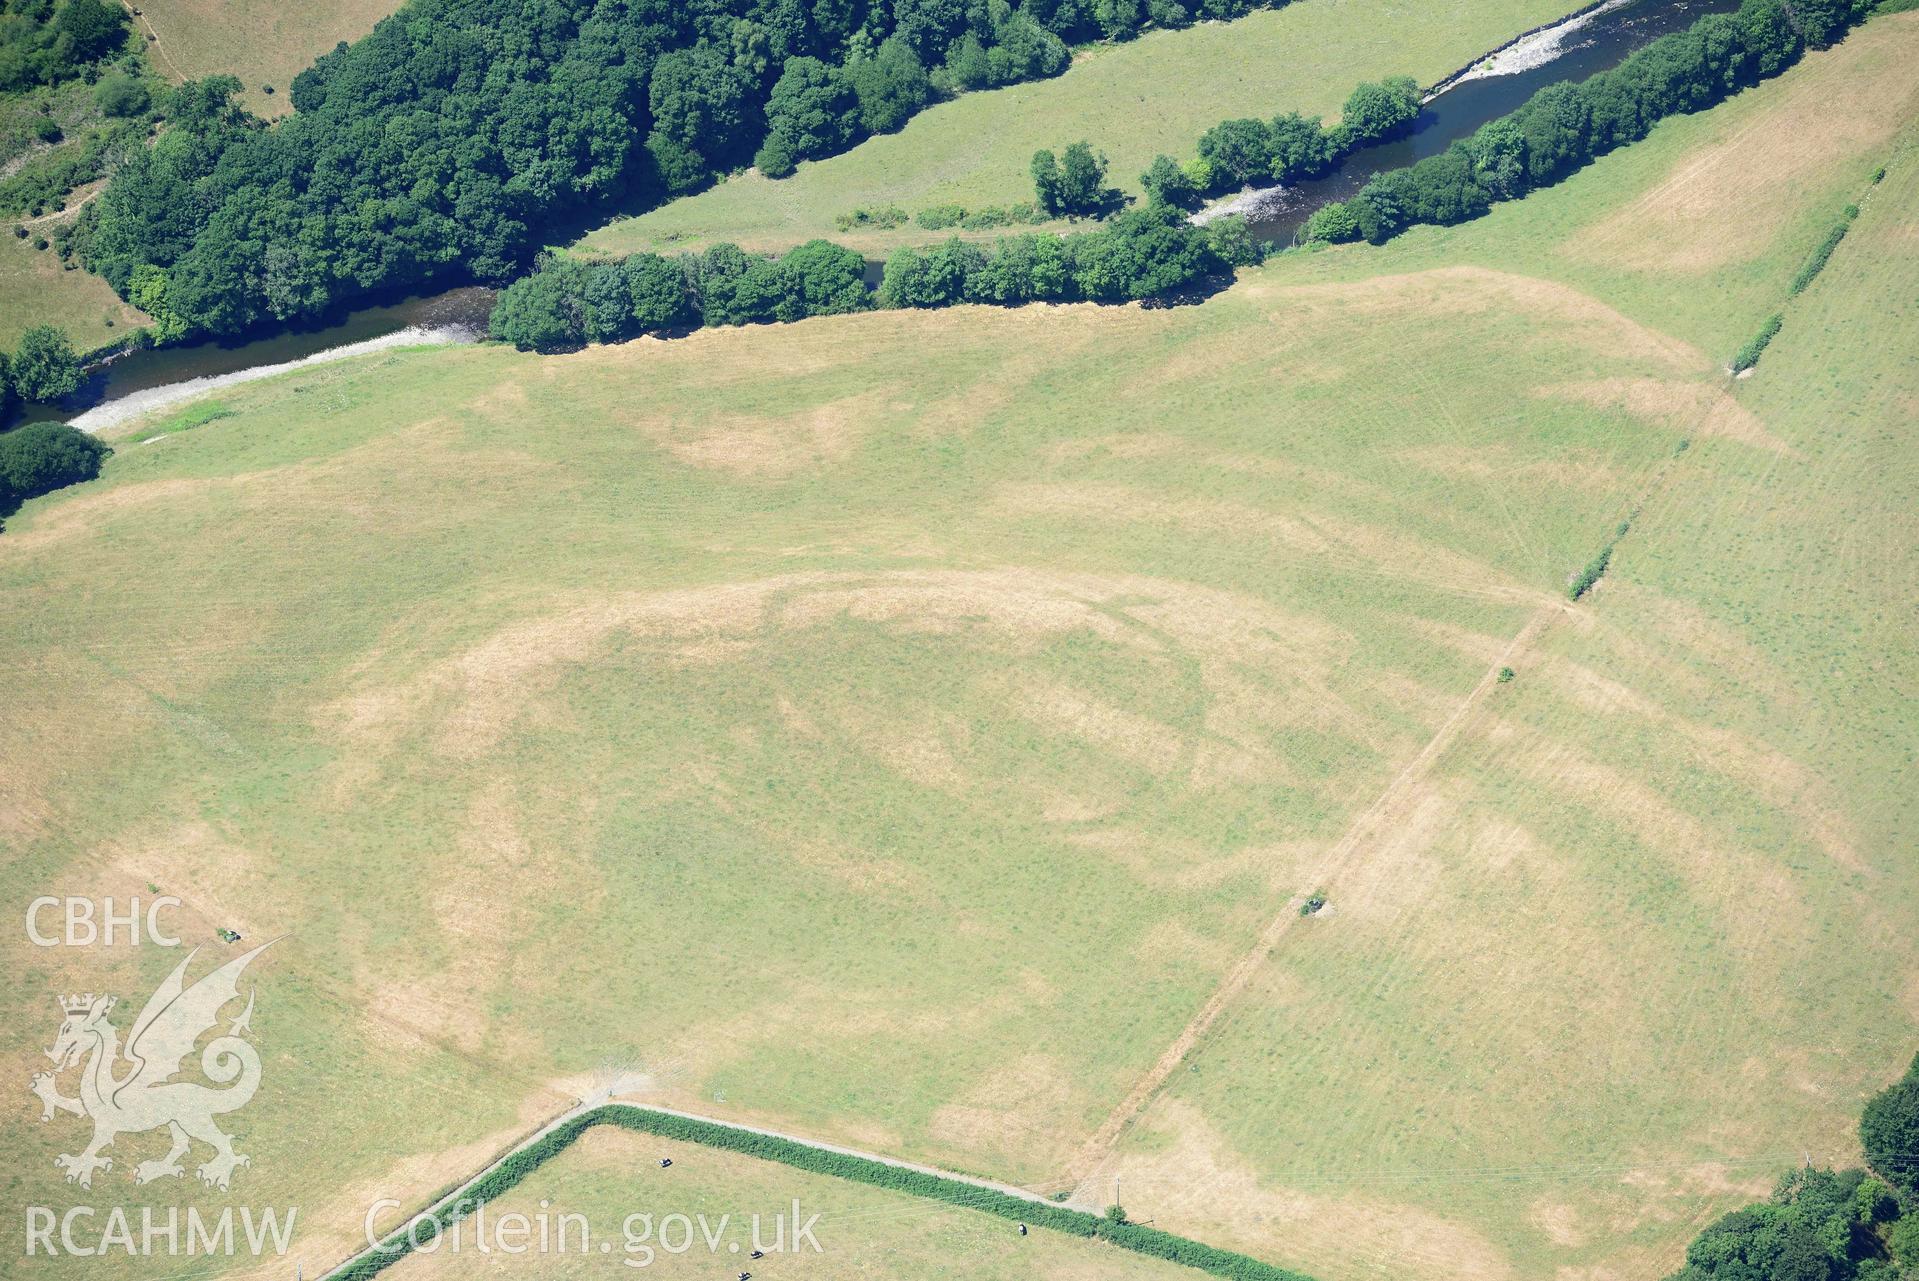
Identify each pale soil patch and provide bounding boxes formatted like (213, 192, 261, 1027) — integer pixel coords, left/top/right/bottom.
(1038, 792, 1123, 823)
(1530, 1199, 1588, 1248)
(1409, 616, 1520, 667)
(622, 972, 1061, 1140)
(1542, 656, 1864, 872)
(1043, 433, 1397, 509)
(820, 704, 972, 792)
(1245, 266, 1708, 372)
(1576, 13, 1919, 273)
(995, 480, 1547, 606)
(1396, 441, 1626, 491)
(1102, 1099, 1518, 1281)
(102, 820, 281, 944)
(1133, 918, 1240, 970)
(1462, 813, 1560, 876)
(134, 0, 402, 116)
(929, 1054, 1086, 1171)
(1070, 604, 1565, 1185)
(321, 568, 1356, 762)
(0, 652, 130, 841)
(1490, 717, 1810, 960)
(1534, 378, 1789, 453)
(1043, 432, 1188, 463)
(626, 390, 891, 477)
(1063, 829, 1318, 894)
(1002, 673, 1191, 775)
(361, 778, 599, 1063)
(0, 476, 211, 556)
(1635, 591, 1816, 719)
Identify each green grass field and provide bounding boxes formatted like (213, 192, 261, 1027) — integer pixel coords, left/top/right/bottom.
(0, 204, 147, 349)
(577, 0, 1584, 258)
(1, 13, 1915, 1281)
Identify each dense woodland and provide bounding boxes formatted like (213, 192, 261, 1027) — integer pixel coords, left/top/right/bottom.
(0, 0, 126, 92)
(0, 0, 165, 218)
(74, 0, 1320, 340)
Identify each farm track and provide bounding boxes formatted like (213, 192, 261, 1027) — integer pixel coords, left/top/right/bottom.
(1064, 600, 1570, 1190)
(1063, 368, 1711, 1189)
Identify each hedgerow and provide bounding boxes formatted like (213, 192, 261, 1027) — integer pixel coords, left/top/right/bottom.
(323, 1105, 1314, 1281)
(1731, 313, 1784, 373)
(1569, 522, 1629, 601)
(489, 205, 1254, 350)
(1787, 218, 1851, 295)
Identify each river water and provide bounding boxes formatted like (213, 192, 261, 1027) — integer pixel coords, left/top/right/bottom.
(1232, 0, 1741, 241)
(16, 287, 497, 428)
(19, 0, 1734, 428)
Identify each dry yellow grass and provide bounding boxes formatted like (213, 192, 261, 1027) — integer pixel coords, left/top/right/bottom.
(132, 0, 403, 117)
(1575, 13, 1919, 273)
(1, 20, 1914, 1281)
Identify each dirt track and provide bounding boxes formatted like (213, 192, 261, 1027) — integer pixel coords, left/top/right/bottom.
(1064, 601, 1570, 1192)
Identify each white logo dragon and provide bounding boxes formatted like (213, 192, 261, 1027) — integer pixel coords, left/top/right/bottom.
(30, 941, 273, 1191)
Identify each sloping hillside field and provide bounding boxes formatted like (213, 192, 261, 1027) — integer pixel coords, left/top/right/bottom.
(2, 10, 1915, 1281)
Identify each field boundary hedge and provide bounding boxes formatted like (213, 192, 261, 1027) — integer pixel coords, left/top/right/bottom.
(324, 1104, 1315, 1281)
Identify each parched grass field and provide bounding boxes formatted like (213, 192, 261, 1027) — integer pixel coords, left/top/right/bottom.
(1088, 19, 1919, 1281)
(0, 259, 1672, 1279)
(578, 0, 1584, 258)
(131, 0, 404, 117)
(1317, 11, 1919, 358)
(1, 14, 1915, 1281)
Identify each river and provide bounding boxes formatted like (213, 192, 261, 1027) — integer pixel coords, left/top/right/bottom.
(1226, 0, 1741, 242)
(18, 0, 1733, 430)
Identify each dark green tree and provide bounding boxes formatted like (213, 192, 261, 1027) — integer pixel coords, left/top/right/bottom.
(1091, 0, 1144, 39)
(0, 421, 110, 510)
(1197, 117, 1272, 188)
(1057, 141, 1111, 215)
(9, 325, 81, 403)
(622, 254, 698, 335)
(1861, 1055, 1919, 1195)
(93, 71, 151, 117)
(937, 32, 992, 91)
(487, 260, 589, 353)
(687, 242, 758, 327)
(1204, 215, 1263, 267)
(849, 38, 930, 134)
(1336, 76, 1422, 146)
(986, 11, 1069, 84)
(1141, 154, 1201, 210)
(648, 47, 762, 177)
(758, 57, 858, 176)
(1031, 147, 1064, 214)
(1267, 111, 1332, 181)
